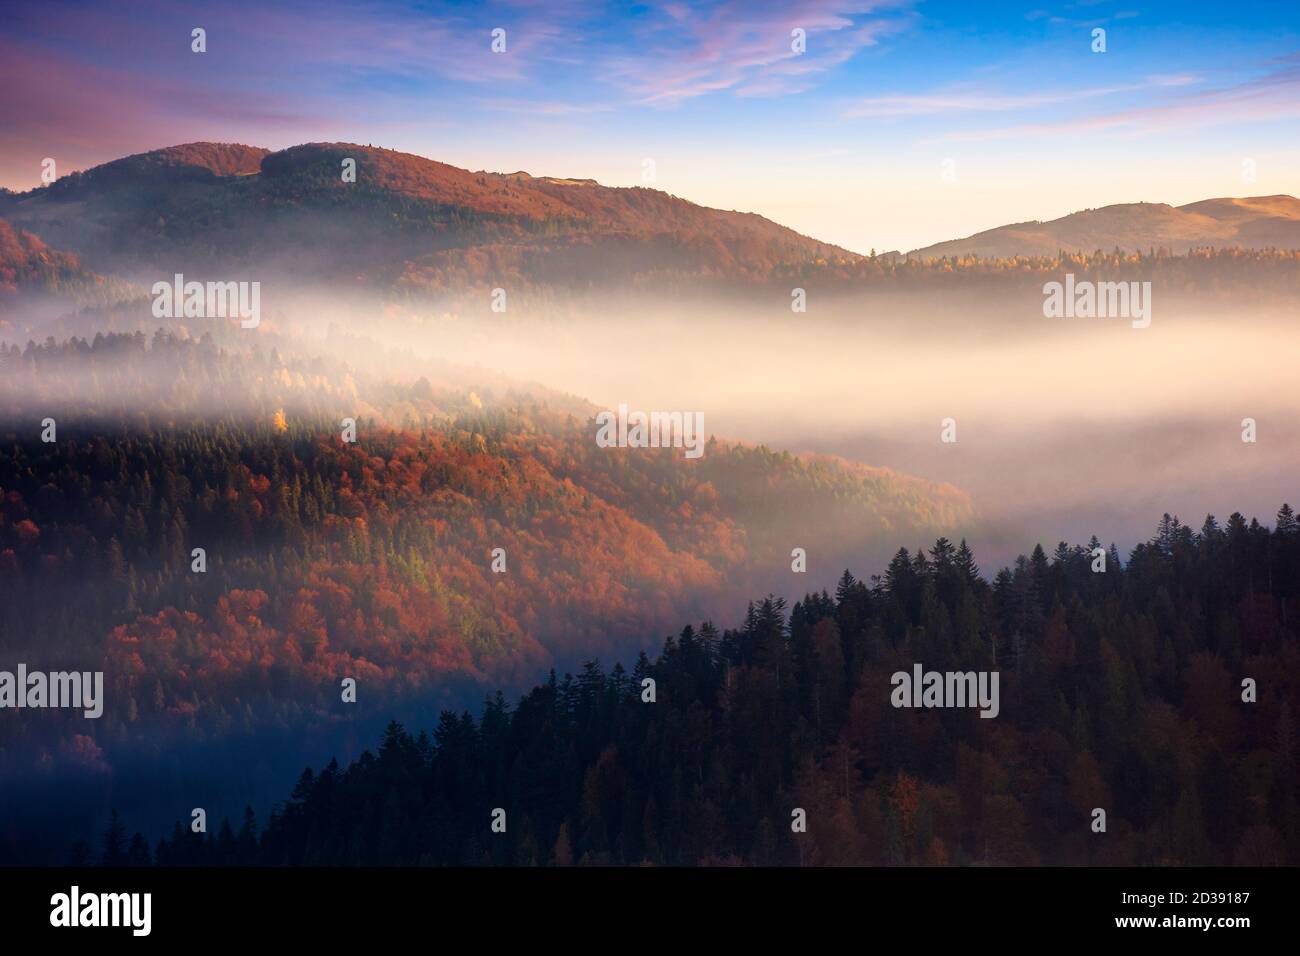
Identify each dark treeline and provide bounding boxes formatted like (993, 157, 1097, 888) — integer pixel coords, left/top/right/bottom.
(92, 508, 1299, 866)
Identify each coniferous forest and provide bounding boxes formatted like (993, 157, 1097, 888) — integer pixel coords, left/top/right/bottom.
(76, 509, 1295, 867)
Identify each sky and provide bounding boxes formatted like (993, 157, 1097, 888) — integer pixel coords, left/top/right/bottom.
(2, 0, 1298, 252)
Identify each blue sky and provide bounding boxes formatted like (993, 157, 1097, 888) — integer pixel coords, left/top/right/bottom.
(3, 0, 1298, 250)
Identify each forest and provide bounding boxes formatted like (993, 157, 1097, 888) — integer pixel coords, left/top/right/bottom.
(2, 150, 1297, 867)
(76, 506, 1300, 867)
(0, 332, 970, 781)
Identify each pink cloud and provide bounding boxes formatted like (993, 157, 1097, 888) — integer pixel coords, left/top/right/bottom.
(607, 1, 914, 106)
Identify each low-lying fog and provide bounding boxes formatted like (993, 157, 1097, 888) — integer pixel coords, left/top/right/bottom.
(11, 282, 1298, 573)
(335, 290, 1299, 570)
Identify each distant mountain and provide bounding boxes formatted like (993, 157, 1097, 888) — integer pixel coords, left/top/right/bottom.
(0, 142, 858, 290)
(9, 142, 1293, 301)
(909, 195, 1300, 259)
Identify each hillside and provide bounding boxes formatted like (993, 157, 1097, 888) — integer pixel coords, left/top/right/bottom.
(910, 195, 1300, 259)
(0, 218, 135, 319)
(0, 142, 858, 289)
(0, 331, 973, 767)
(143, 507, 1300, 867)
(0, 218, 84, 296)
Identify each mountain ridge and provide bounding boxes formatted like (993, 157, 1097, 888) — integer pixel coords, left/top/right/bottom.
(909, 194, 1300, 259)
(3, 142, 1297, 289)
(0, 141, 859, 287)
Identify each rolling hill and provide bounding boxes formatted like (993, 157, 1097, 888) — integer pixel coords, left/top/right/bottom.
(909, 195, 1300, 259)
(5, 142, 1297, 292)
(0, 142, 859, 289)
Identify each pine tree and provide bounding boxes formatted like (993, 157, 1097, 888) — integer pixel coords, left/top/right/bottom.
(1277, 504, 1297, 535)
(126, 833, 151, 867)
(956, 539, 981, 586)
(100, 810, 127, 867)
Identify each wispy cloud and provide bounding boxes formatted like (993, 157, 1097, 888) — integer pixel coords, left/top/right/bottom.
(923, 58, 1300, 142)
(846, 86, 1131, 117)
(846, 73, 1208, 118)
(605, 1, 915, 106)
(0, 0, 578, 182)
(476, 98, 613, 116)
